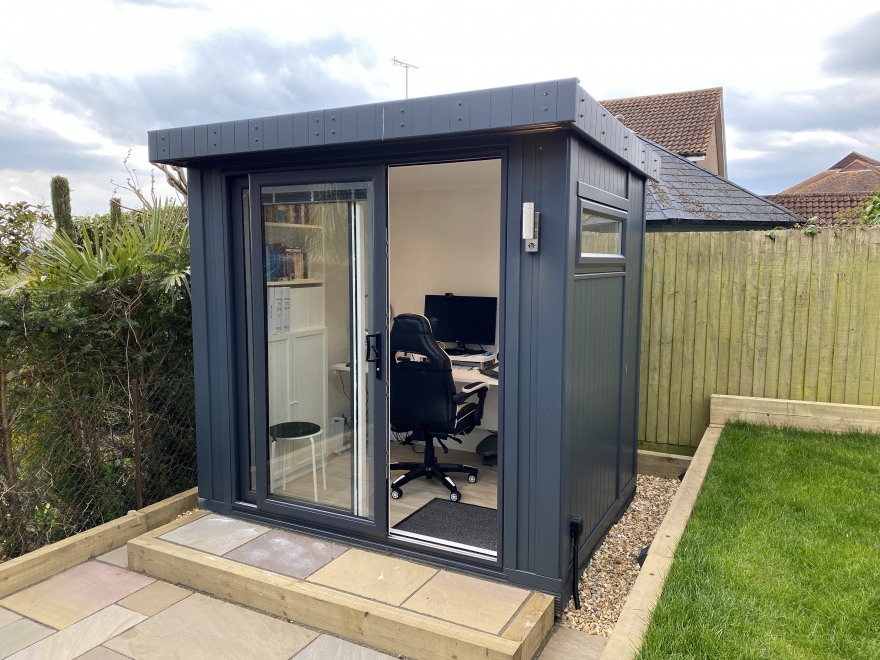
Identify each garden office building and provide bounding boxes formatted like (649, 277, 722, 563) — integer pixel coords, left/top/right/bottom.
(148, 77, 659, 609)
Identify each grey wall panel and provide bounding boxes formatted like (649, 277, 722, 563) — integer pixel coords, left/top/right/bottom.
(430, 96, 449, 134)
(293, 113, 309, 148)
(248, 119, 264, 152)
(341, 106, 358, 143)
(194, 125, 208, 157)
(262, 116, 278, 151)
(556, 80, 577, 123)
(308, 111, 324, 146)
(392, 100, 412, 139)
(208, 125, 222, 155)
(277, 115, 293, 149)
(511, 84, 534, 126)
(220, 122, 235, 154)
(169, 128, 182, 159)
(356, 105, 376, 142)
(490, 87, 513, 128)
(534, 82, 557, 123)
(156, 130, 169, 160)
(411, 97, 431, 136)
(181, 127, 195, 158)
(148, 131, 158, 161)
(470, 90, 491, 130)
(325, 109, 342, 144)
(234, 120, 248, 152)
(188, 166, 212, 501)
(450, 94, 469, 132)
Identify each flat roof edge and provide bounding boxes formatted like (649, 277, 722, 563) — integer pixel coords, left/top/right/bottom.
(147, 78, 659, 180)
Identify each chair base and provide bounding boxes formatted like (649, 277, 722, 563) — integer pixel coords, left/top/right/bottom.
(390, 432, 478, 502)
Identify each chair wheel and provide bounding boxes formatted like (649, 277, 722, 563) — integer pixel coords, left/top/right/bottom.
(449, 490, 461, 502)
(467, 474, 477, 483)
(391, 487, 403, 500)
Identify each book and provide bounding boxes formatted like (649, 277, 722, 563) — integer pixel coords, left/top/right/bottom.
(282, 288, 291, 333)
(267, 288, 275, 336)
(274, 287, 283, 334)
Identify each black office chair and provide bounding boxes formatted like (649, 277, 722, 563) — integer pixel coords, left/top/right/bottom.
(389, 314, 489, 503)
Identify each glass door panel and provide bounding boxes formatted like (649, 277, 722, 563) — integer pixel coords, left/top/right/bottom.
(254, 181, 375, 518)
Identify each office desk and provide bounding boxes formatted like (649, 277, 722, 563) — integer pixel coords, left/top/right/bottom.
(331, 363, 498, 387)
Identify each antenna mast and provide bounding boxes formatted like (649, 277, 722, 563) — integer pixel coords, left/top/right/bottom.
(391, 56, 419, 99)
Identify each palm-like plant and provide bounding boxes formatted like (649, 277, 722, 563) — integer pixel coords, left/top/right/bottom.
(32, 200, 190, 296)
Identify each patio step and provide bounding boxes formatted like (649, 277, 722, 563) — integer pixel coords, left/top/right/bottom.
(127, 515, 554, 660)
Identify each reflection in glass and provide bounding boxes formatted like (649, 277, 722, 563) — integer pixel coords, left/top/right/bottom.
(256, 182, 374, 518)
(580, 212, 622, 257)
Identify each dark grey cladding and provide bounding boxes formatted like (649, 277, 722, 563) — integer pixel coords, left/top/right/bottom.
(147, 78, 661, 181)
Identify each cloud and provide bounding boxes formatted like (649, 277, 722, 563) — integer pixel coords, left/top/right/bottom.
(114, 0, 209, 10)
(824, 11, 880, 78)
(32, 31, 378, 147)
(0, 116, 116, 174)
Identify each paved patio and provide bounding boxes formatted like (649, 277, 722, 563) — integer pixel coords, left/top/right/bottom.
(0, 511, 607, 659)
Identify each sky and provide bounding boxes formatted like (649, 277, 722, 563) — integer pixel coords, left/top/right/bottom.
(1, 0, 878, 214)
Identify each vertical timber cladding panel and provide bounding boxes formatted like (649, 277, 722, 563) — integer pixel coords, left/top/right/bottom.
(188, 166, 213, 501)
(506, 131, 569, 579)
(567, 278, 624, 535)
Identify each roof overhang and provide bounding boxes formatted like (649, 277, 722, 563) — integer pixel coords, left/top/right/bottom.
(147, 78, 660, 181)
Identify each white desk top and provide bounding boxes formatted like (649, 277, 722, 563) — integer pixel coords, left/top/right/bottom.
(331, 362, 497, 387)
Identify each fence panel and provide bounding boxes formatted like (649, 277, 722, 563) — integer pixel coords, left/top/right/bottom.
(639, 227, 880, 447)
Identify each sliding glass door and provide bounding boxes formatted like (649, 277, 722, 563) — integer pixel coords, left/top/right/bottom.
(241, 168, 387, 532)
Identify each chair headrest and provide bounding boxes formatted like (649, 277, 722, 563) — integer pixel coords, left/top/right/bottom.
(390, 314, 450, 369)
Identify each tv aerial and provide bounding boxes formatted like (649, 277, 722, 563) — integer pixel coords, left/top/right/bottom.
(391, 56, 419, 99)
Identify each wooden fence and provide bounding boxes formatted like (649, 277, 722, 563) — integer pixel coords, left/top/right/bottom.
(639, 227, 880, 447)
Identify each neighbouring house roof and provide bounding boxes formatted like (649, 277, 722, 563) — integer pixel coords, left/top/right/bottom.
(601, 88, 722, 156)
(646, 141, 800, 230)
(763, 193, 870, 224)
(767, 152, 880, 222)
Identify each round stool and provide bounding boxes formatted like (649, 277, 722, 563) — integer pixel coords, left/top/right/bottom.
(269, 421, 326, 502)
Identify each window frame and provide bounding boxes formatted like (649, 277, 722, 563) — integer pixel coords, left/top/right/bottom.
(577, 197, 628, 267)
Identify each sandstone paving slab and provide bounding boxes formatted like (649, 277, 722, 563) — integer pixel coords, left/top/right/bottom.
(223, 529, 347, 579)
(159, 514, 269, 555)
(0, 619, 53, 659)
(0, 562, 153, 629)
(0, 607, 22, 630)
(76, 647, 131, 660)
(402, 570, 530, 634)
(95, 547, 129, 569)
(7, 605, 145, 660)
(538, 627, 606, 659)
(307, 549, 437, 606)
(103, 592, 316, 660)
(117, 582, 191, 617)
(293, 634, 397, 659)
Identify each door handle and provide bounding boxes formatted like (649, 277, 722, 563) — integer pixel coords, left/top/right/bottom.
(366, 333, 382, 380)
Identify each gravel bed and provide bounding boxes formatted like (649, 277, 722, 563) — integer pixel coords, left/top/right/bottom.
(561, 474, 680, 637)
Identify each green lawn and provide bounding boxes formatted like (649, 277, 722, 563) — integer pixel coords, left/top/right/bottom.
(637, 422, 880, 660)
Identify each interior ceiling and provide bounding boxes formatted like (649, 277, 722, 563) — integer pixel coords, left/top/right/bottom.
(389, 159, 501, 192)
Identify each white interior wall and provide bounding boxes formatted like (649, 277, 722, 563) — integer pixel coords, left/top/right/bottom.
(388, 159, 502, 451)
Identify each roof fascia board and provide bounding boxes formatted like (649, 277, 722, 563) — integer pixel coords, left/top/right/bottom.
(147, 78, 659, 180)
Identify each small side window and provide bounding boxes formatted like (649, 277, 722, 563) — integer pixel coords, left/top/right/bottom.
(578, 198, 626, 266)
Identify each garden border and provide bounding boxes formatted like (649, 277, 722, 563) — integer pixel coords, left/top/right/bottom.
(0, 487, 197, 599)
(600, 394, 880, 659)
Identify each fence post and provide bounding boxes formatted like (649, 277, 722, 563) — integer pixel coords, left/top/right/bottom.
(130, 378, 143, 510)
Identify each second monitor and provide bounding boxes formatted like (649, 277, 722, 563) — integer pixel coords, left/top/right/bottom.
(424, 294, 497, 355)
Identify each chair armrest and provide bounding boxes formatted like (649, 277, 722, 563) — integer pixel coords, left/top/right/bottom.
(453, 382, 489, 405)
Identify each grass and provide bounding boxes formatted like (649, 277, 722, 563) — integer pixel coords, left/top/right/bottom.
(637, 422, 880, 660)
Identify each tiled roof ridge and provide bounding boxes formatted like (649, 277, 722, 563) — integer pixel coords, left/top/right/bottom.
(829, 151, 880, 171)
(600, 86, 722, 106)
(645, 138, 801, 222)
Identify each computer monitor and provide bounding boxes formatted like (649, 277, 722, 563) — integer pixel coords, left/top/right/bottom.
(424, 295, 497, 353)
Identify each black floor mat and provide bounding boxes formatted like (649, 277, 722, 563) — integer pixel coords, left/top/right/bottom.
(393, 498, 497, 552)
